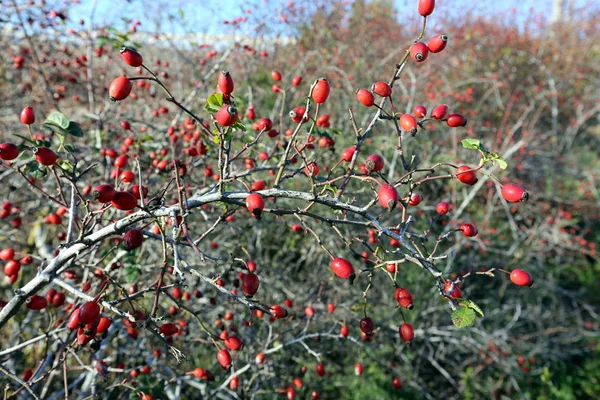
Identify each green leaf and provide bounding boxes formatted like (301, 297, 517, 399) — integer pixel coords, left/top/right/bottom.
(14, 134, 37, 146)
(42, 123, 67, 137)
(232, 120, 247, 132)
(457, 299, 485, 318)
(451, 307, 476, 328)
(56, 159, 74, 173)
(66, 121, 84, 137)
(45, 112, 70, 130)
(35, 139, 52, 148)
(205, 93, 224, 113)
(496, 157, 507, 170)
(27, 162, 47, 178)
(123, 266, 140, 283)
(461, 138, 481, 150)
(64, 144, 77, 153)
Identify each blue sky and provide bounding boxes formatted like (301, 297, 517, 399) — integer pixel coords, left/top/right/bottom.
(65, 0, 590, 35)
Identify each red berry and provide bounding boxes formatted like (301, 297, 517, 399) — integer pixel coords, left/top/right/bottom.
(413, 105, 427, 118)
(408, 193, 423, 206)
(410, 42, 429, 63)
(399, 323, 415, 343)
(356, 89, 375, 107)
(20, 106, 35, 125)
(418, 0, 435, 16)
(271, 70, 282, 81)
(217, 349, 232, 369)
(316, 362, 326, 376)
(399, 114, 418, 135)
(436, 201, 450, 215)
(270, 304, 288, 319)
(78, 301, 101, 325)
(215, 105, 238, 126)
(242, 273, 260, 296)
(428, 34, 448, 53)
(96, 317, 112, 335)
(360, 317, 374, 334)
(158, 323, 178, 336)
(0, 248, 15, 261)
(443, 280, 463, 298)
(93, 184, 116, 203)
(456, 165, 478, 185)
(120, 47, 143, 67)
(394, 287, 414, 310)
(305, 306, 315, 318)
(292, 75, 302, 86)
(258, 118, 273, 131)
(245, 193, 265, 218)
(501, 184, 528, 203)
(510, 269, 533, 287)
(378, 184, 399, 211)
(111, 191, 137, 211)
(218, 70, 234, 95)
(109, 76, 132, 101)
(4, 259, 20, 276)
(355, 363, 363, 376)
(26, 295, 47, 310)
(340, 324, 349, 337)
(0, 143, 19, 161)
(341, 146, 357, 162)
(123, 229, 144, 250)
(460, 223, 478, 237)
(330, 257, 356, 283)
(431, 104, 448, 120)
(119, 170, 135, 183)
(304, 162, 319, 177)
(371, 81, 391, 97)
(312, 78, 330, 104)
(34, 147, 57, 166)
(446, 113, 468, 127)
(224, 335, 243, 351)
(393, 377, 402, 389)
(365, 154, 384, 173)
(290, 106, 309, 124)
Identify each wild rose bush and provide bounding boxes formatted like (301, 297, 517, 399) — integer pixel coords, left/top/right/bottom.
(0, 0, 598, 399)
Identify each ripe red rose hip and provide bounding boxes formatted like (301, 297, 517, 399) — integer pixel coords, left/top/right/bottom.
(311, 78, 330, 104)
(0, 143, 19, 161)
(78, 301, 101, 325)
(435, 201, 450, 215)
(271, 70, 282, 81)
(217, 349, 232, 369)
(410, 42, 429, 63)
(330, 257, 356, 284)
(378, 184, 399, 211)
(218, 70, 234, 95)
(292, 75, 302, 86)
(399, 323, 415, 344)
(270, 304, 288, 319)
(93, 184, 116, 203)
(360, 317, 374, 334)
(431, 104, 448, 120)
(413, 105, 427, 118)
(365, 154, 384, 173)
(289, 106, 309, 124)
(245, 193, 265, 218)
(356, 89, 375, 107)
(446, 113, 468, 127)
(443, 280, 463, 298)
(510, 269, 533, 287)
(394, 287, 414, 310)
(399, 113, 418, 135)
(460, 223, 478, 237)
(20, 106, 35, 125)
(408, 193, 423, 206)
(242, 273, 260, 296)
(109, 76, 132, 101)
(418, 0, 435, 16)
(26, 295, 47, 310)
(456, 165, 478, 185)
(372, 81, 392, 97)
(215, 105, 238, 126)
(428, 34, 448, 53)
(120, 47, 143, 67)
(341, 145, 357, 162)
(123, 229, 144, 250)
(34, 147, 57, 166)
(158, 323, 178, 336)
(501, 183, 529, 203)
(111, 191, 137, 211)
